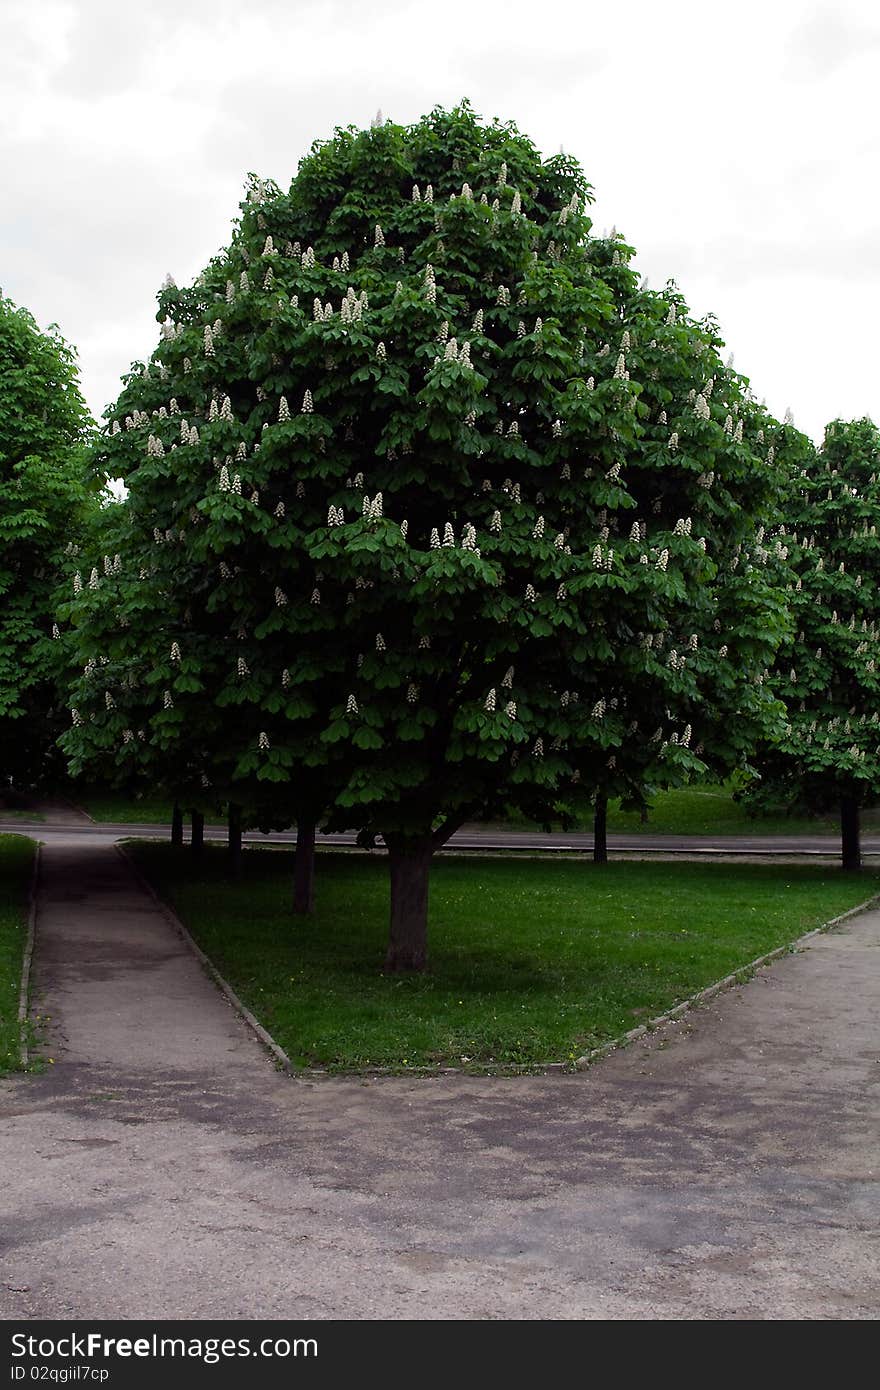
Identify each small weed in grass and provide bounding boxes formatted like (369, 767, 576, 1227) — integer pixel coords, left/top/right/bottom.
(130, 844, 880, 1072)
(0, 835, 36, 1075)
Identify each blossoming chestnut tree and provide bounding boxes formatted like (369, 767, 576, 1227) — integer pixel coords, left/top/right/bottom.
(61, 104, 791, 969)
(745, 417, 880, 869)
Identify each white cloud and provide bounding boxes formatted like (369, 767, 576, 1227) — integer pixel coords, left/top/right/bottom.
(2, 0, 877, 441)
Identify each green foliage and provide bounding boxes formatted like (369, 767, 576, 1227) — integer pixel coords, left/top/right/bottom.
(0, 295, 99, 785)
(60, 103, 791, 844)
(748, 417, 880, 815)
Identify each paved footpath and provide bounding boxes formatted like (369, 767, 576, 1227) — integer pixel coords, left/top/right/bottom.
(1, 816, 878, 1320)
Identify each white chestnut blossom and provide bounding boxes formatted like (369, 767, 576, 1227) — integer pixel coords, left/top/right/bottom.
(501, 666, 514, 688)
(505, 700, 517, 720)
(346, 693, 359, 716)
(163, 690, 173, 709)
(302, 390, 313, 414)
(407, 683, 419, 704)
(258, 732, 270, 750)
(443, 522, 455, 547)
(237, 657, 249, 678)
(484, 688, 497, 713)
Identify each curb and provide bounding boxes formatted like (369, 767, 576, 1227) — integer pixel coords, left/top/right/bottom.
(573, 891, 880, 1070)
(114, 844, 294, 1074)
(18, 843, 41, 1068)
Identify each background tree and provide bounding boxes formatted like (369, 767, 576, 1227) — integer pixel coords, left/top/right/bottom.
(0, 294, 99, 790)
(60, 105, 791, 967)
(745, 417, 880, 869)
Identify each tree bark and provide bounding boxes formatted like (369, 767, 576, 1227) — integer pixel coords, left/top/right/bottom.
(841, 795, 861, 872)
(171, 801, 183, 849)
(385, 834, 433, 972)
(190, 809, 204, 857)
(228, 801, 242, 878)
(293, 819, 316, 915)
(593, 792, 608, 864)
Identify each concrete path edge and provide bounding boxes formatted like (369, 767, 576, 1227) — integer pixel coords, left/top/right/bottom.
(109, 842, 880, 1082)
(574, 889, 880, 1070)
(17, 842, 41, 1068)
(115, 844, 294, 1074)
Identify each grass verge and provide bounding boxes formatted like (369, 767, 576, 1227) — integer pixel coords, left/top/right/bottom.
(75, 789, 175, 824)
(0, 835, 36, 1075)
(130, 843, 879, 1072)
(606, 785, 880, 837)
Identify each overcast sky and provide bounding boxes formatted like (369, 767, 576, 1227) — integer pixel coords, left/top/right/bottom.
(4, 0, 879, 444)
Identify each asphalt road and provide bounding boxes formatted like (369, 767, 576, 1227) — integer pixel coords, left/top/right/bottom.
(3, 813, 878, 857)
(1, 829, 878, 1320)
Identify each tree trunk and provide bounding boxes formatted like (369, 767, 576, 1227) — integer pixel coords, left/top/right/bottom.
(293, 819, 316, 915)
(385, 834, 433, 972)
(841, 795, 861, 872)
(190, 808, 204, 857)
(228, 801, 242, 878)
(593, 792, 608, 865)
(171, 801, 183, 849)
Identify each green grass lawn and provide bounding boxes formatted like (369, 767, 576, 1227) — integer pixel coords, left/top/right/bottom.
(76, 789, 176, 824)
(605, 785, 880, 837)
(0, 835, 35, 1075)
(130, 843, 880, 1072)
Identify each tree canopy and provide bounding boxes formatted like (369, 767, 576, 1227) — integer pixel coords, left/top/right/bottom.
(59, 104, 793, 966)
(0, 293, 98, 787)
(747, 416, 880, 868)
